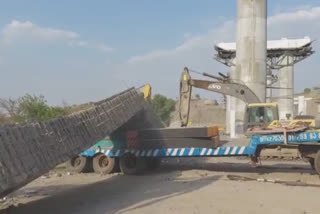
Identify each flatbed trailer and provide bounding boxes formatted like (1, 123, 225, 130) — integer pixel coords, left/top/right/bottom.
(68, 127, 320, 175)
(103, 132, 320, 158)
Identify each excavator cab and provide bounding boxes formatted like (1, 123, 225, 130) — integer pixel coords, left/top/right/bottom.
(245, 103, 279, 129)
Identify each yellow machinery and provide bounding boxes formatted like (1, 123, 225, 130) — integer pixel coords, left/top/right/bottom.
(138, 83, 152, 101)
(246, 103, 279, 129)
(179, 67, 316, 132)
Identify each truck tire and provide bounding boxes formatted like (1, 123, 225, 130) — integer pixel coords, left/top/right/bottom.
(93, 153, 115, 174)
(120, 153, 146, 175)
(67, 156, 90, 173)
(309, 158, 315, 170)
(314, 151, 320, 175)
(146, 158, 161, 170)
(113, 158, 121, 173)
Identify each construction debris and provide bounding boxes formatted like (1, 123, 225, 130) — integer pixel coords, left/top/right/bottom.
(0, 87, 161, 197)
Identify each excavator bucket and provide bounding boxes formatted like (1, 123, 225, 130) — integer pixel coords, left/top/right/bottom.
(142, 83, 152, 101)
(179, 67, 192, 127)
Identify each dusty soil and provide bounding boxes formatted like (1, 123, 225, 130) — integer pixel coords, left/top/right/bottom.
(1, 157, 320, 214)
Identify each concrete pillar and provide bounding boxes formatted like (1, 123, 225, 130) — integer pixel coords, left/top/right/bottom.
(226, 63, 237, 137)
(278, 56, 294, 120)
(230, 96, 239, 137)
(235, 0, 267, 135)
(230, 108, 236, 138)
(298, 96, 306, 115)
(225, 95, 231, 134)
(266, 74, 273, 103)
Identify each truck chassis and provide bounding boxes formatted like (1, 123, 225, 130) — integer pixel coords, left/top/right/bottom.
(70, 130, 320, 175)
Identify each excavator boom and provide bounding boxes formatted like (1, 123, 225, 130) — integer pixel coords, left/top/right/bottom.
(189, 79, 261, 103)
(179, 67, 261, 126)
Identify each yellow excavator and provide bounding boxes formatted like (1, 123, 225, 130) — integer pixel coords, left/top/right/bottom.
(179, 67, 315, 132)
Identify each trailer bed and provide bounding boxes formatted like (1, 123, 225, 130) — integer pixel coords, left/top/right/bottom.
(81, 131, 320, 158)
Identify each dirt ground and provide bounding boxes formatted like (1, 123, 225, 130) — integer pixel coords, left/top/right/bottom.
(1, 156, 320, 214)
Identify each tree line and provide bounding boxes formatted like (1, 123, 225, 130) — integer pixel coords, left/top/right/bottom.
(0, 93, 176, 126)
(0, 94, 92, 124)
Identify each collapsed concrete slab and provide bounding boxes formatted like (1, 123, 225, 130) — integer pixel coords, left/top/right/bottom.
(0, 87, 161, 197)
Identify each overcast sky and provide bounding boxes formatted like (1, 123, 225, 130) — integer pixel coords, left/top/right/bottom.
(0, 0, 320, 105)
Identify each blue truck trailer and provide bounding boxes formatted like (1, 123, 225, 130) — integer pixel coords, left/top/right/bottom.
(68, 126, 320, 175)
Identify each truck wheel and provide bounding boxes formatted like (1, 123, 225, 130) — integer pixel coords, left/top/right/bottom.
(309, 158, 315, 170)
(67, 156, 90, 173)
(314, 151, 320, 175)
(146, 158, 161, 170)
(120, 153, 146, 175)
(93, 154, 115, 174)
(113, 158, 121, 173)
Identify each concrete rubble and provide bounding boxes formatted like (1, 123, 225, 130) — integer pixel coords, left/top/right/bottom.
(0, 87, 162, 197)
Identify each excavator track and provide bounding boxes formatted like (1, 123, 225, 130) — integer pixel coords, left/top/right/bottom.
(0, 88, 159, 197)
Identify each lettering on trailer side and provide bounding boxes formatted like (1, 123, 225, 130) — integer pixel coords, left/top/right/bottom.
(259, 135, 283, 143)
(258, 132, 320, 144)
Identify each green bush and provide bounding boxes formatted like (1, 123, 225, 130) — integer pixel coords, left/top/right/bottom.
(0, 94, 67, 124)
(17, 94, 67, 121)
(151, 94, 176, 125)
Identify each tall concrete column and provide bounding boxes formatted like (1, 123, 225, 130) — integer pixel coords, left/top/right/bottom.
(298, 96, 306, 115)
(225, 95, 231, 134)
(230, 96, 238, 138)
(226, 63, 237, 137)
(266, 74, 273, 103)
(235, 0, 267, 135)
(278, 56, 294, 119)
(266, 77, 272, 103)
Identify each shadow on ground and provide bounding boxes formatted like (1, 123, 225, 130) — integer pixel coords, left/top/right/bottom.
(0, 157, 315, 214)
(0, 165, 220, 214)
(161, 157, 315, 175)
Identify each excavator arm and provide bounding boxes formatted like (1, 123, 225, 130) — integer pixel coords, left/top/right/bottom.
(179, 67, 261, 126)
